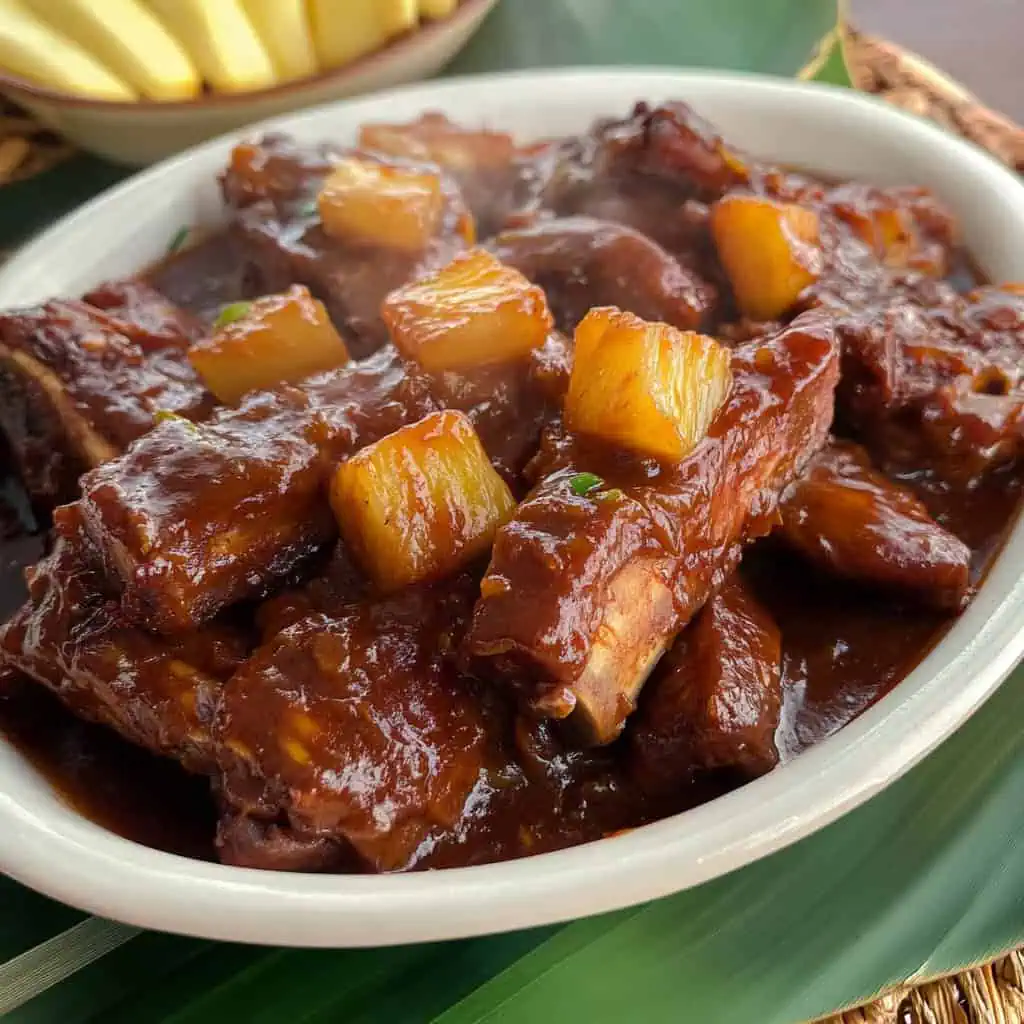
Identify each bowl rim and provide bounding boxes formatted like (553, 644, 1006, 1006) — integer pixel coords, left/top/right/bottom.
(2, 66, 1024, 948)
(0, 0, 494, 112)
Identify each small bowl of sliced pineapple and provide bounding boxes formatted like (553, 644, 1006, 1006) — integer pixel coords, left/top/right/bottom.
(0, 0, 497, 165)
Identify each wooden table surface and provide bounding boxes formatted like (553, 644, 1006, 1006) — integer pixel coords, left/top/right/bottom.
(855, 0, 1023, 122)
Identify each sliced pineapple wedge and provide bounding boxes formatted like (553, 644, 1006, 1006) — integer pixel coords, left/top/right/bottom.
(189, 286, 349, 405)
(146, 0, 276, 94)
(379, 0, 419, 37)
(22, 0, 198, 100)
(383, 249, 553, 371)
(419, 0, 459, 18)
(565, 307, 733, 462)
(240, 0, 317, 83)
(0, 0, 136, 100)
(330, 409, 515, 592)
(308, 0, 416, 70)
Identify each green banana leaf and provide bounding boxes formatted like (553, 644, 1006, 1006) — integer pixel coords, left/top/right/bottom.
(10, 662, 1024, 1024)
(448, 0, 846, 80)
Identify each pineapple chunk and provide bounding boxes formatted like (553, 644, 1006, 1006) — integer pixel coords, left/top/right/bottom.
(189, 285, 349, 405)
(710, 194, 822, 321)
(330, 410, 515, 592)
(240, 0, 318, 82)
(382, 249, 553, 371)
(360, 113, 515, 172)
(318, 157, 444, 252)
(565, 307, 732, 462)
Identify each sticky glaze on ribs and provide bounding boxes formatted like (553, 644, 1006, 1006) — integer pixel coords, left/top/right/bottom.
(1, 99, 1023, 875)
(778, 439, 972, 609)
(630, 574, 784, 793)
(217, 573, 489, 872)
(0, 280, 212, 508)
(1, 506, 249, 775)
(72, 337, 564, 634)
(467, 313, 838, 744)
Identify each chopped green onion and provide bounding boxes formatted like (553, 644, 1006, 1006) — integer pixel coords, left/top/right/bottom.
(166, 226, 189, 254)
(153, 410, 200, 435)
(569, 472, 604, 497)
(213, 301, 252, 329)
(598, 488, 625, 502)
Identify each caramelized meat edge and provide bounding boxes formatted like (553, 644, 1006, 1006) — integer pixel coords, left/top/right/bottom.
(215, 575, 490, 873)
(630, 574, 784, 794)
(778, 439, 972, 609)
(72, 341, 563, 635)
(0, 281, 211, 507)
(0, 509, 249, 774)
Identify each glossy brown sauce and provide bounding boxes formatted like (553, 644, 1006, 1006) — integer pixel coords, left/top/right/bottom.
(0, 233, 1021, 865)
(1, 455, 1018, 862)
(762, 467, 1023, 757)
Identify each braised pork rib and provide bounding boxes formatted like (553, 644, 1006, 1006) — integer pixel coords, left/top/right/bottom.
(0, 100, 1020, 874)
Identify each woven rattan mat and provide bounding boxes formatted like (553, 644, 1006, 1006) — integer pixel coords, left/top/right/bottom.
(2, 26, 1023, 1024)
(825, 950, 1024, 1023)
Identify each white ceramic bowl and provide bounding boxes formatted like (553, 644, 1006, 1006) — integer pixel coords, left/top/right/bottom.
(2, 69, 1024, 948)
(0, 0, 497, 166)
